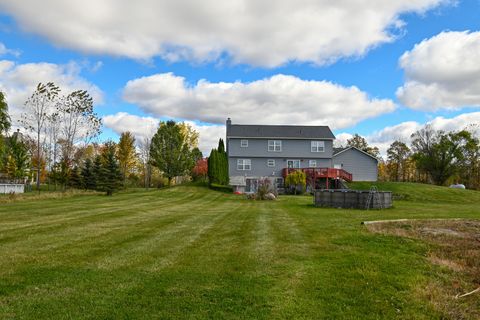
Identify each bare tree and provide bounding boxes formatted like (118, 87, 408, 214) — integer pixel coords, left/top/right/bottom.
(21, 82, 60, 190)
(57, 90, 101, 164)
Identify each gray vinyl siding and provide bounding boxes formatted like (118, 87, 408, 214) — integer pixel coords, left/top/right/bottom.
(332, 149, 378, 181)
(228, 138, 333, 158)
(229, 157, 332, 178)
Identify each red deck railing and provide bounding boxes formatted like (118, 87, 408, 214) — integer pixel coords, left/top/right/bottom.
(282, 167, 352, 182)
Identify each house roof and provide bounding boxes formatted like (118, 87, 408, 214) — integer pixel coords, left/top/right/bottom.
(333, 146, 379, 162)
(333, 147, 348, 155)
(227, 124, 335, 139)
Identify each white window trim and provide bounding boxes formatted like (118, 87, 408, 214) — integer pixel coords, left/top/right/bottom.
(311, 141, 325, 152)
(268, 140, 282, 152)
(287, 159, 301, 169)
(267, 159, 275, 167)
(276, 177, 284, 188)
(237, 159, 251, 171)
(240, 139, 248, 147)
(309, 160, 317, 168)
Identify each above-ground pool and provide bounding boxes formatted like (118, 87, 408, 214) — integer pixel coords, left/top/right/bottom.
(314, 189, 392, 209)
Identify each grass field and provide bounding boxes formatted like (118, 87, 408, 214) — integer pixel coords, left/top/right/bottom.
(0, 183, 479, 319)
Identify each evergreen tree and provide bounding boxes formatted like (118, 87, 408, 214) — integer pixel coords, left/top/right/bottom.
(207, 149, 218, 184)
(81, 158, 96, 190)
(207, 144, 229, 186)
(92, 155, 102, 190)
(207, 138, 229, 186)
(69, 166, 82, 189)
(97, 142, 122, 196)
(218, 139, 225, 154)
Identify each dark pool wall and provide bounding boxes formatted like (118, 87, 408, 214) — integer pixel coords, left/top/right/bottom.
(314, 189, 393, 209)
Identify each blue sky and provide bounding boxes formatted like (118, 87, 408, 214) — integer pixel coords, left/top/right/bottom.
(0, 1, 479, 154)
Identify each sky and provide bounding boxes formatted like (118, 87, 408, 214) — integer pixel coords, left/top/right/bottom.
(0, 0, 479, 155)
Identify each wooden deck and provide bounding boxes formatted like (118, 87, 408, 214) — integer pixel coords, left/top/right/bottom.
(282, 167, 353, 182)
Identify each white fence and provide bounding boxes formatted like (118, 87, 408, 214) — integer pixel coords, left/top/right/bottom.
(0, 184, 25, 194)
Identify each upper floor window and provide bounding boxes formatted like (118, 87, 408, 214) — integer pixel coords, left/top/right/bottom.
(268, 140, 282, 152)
(237, 159, 251, 171)
(267, 159, 275, 167)
(241, 139, 248, 147)
(309, 160, 317, 167)
(311, 141, 325, 152)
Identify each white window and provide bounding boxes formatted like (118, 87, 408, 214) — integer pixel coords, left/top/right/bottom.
(267, 159, 275, 167)
(268, 140, 282, 152)
(311, 141, 325, 152)
(287, 159, 301, 169)
(237, 159, 251, 171)
(334, 164, 342, 169)
(241, 139, 248, 147)
(276, 178, 284, 189)
(309, 160, 317, 167)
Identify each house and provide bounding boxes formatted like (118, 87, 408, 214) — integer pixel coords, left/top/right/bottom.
(226, 118, 378, 193)
(332, 147, 378, 182)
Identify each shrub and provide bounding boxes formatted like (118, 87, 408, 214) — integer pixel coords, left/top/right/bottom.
(245, 178, 277, 200)
(285, 170, 306, 195)
(256, 178, 272, 200)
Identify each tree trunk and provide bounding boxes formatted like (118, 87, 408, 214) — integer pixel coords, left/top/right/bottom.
(168, 176, 172, 187)
(37, 131, 41, 192)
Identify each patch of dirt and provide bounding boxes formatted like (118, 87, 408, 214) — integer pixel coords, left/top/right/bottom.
(367, 219, 480, 320)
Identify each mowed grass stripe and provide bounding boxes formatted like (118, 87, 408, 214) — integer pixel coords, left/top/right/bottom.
(0, 187, 197, 229)
(0, 184, 479, 319)
(0, 187, 226, 273)
(0, 186, 213, 245)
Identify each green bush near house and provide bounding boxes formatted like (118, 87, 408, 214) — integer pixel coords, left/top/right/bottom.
(285, 170, 306, 194)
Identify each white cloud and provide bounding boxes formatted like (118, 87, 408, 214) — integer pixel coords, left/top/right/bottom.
(103, 112, 225, 155)
(0, 0, 447, 67)
(343, 112, 480, 156)
(0, 60, 104, 125)
(397, 31, 480, 111)
(0, 42, 20, 57)
(123, 73, 396, 129)
(103, 112, 158, 142)
(334, 133, 354, 148)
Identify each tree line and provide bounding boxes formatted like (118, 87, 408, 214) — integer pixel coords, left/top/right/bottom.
(343, 127, 480, 189)
(0, 85, 205, 195)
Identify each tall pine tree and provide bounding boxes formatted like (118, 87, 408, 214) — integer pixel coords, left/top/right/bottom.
(81, 158, 96, 190)
(207, 139, 229, 186)
(69, 166, 82, 189)
(97, 142, 122, 196)
(92, 155, 102, 190)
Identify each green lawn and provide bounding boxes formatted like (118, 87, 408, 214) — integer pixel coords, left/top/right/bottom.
(0, 183, 479, 319)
